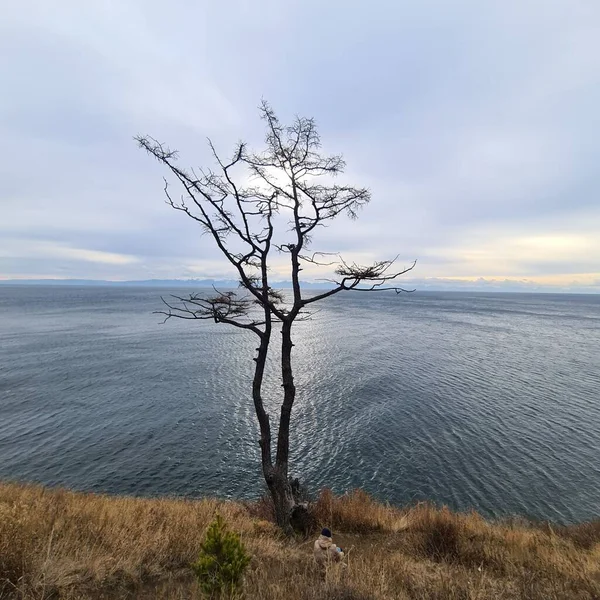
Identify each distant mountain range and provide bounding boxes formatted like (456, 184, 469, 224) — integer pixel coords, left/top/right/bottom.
(0, 278, 334, 289)
(1, 278, 598, 293)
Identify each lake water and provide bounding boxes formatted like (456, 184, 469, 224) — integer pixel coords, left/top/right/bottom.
(1, 286, 599, 524)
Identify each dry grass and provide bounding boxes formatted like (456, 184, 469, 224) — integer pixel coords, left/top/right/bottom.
(1, 482, 599, 599)
(312, 488, 409, 533)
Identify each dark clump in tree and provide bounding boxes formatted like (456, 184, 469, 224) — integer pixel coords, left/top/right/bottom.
(136, 102, 415, 533)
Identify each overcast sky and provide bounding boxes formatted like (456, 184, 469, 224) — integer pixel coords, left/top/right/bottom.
(1, 0, 599, 291)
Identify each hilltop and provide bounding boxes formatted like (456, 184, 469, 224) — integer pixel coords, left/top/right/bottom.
(1, 482, 599, 599)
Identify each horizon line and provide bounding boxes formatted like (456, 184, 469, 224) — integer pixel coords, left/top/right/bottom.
(1, 277, 599, 295)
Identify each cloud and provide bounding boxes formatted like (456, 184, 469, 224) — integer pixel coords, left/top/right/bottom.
(1, 0, 599, 290)
(1, 239, 139, 268)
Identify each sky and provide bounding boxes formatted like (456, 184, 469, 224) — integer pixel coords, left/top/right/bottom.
(1, 0, 599, 292)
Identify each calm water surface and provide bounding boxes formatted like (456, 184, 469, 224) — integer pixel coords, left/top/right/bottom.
(1, 286, 599, 524)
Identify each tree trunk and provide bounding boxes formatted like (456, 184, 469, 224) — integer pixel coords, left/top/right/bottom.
(253, 329, 273, 477)
(266, 467, 295, 534)
(266, 318, 297, 531)
(276, 320, 295, 469)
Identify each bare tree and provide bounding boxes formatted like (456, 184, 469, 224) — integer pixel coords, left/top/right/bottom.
(136, 102, 415, 532)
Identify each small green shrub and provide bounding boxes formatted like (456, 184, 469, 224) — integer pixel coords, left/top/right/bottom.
(191, 514, 251, 598)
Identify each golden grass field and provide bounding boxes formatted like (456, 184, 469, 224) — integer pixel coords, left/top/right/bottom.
(1, 482, 599, 599)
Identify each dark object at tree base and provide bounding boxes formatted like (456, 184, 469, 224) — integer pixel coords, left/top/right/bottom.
(290, 503, 315, 537)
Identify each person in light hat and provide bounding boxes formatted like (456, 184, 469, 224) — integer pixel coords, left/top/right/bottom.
(313, 527, 344, 567)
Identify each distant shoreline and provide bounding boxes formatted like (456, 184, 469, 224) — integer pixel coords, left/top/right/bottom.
(1, 279, 599, 294)
(0, 278, 331, 289)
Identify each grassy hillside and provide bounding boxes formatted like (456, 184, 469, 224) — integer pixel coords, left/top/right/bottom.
(1, 482, 599, 599)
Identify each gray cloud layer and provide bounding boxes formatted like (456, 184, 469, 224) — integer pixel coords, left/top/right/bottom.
(1, 0, 599, 291)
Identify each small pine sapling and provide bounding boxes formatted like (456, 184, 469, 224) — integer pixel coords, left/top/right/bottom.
(192, 514, 251, 598)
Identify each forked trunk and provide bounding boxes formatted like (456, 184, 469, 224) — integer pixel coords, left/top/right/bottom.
(267, 467, 295, 533)
(252, 317, 296, 532)
(267, 318, 297, 531)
